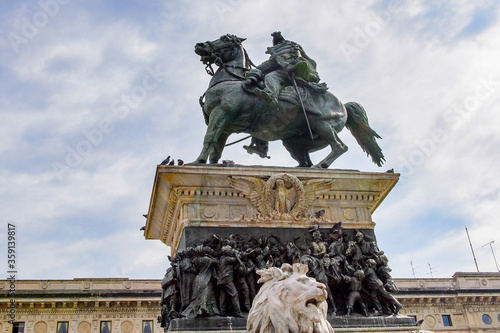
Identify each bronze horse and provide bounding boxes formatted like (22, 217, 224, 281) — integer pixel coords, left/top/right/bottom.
(193, 34, 384, 168)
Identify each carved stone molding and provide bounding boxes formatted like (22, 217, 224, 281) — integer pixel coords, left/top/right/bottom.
(144, 166, 399, 252)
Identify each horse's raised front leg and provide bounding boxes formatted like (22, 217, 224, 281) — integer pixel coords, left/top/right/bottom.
(195, 107, 229, 164)
(311, 119, 348, 168)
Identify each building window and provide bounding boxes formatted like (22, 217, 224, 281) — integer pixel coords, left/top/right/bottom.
(12, 323, 25, 333)
(442, 315, 452, 326)
(57, 322, 69, 333)
(482, 314, 492, 325)
(142, 320, 153, 333)
(497, 314, 500, 322)
(100, 321, 112, 333)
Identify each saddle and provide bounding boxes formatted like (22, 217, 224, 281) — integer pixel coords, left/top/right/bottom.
(243, 72, 328, 116)
(279, 85, 323, 115)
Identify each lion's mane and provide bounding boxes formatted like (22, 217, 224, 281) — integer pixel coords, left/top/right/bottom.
(247, 263, 334, 333)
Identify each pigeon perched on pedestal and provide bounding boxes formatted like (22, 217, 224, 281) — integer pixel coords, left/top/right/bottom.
(160, 156, 170, 165)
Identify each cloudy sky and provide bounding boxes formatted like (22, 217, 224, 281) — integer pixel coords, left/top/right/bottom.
(1, 0, 499, 280)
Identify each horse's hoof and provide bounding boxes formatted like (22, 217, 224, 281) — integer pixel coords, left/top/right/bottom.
(186, 159, 207, 165)
(312, 163, 329, 169)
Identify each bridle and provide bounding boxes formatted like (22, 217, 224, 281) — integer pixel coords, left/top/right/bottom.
(202, 35, 255, 80)
(199, 35, 256, 108)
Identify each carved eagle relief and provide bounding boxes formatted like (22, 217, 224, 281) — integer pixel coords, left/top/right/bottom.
(229, 173, 333, 219)
(229, 175, 269, 215)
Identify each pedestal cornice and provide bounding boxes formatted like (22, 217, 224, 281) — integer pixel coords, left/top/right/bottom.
(144, 165, 399, 252)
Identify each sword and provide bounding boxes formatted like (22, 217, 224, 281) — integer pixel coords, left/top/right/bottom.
(291, 75, 314, 141)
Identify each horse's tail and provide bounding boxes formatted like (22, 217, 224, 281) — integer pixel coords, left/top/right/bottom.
(345, 102, 385, 167)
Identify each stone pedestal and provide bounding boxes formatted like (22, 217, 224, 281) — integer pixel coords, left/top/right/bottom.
(144, 165, 399, 253)
(167, 316, 418, 332)
(144, 165, 419, 332)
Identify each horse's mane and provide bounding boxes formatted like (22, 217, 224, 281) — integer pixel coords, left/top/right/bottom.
(243, 47, 256, 69)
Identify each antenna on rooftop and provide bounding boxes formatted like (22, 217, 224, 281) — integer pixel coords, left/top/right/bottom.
(465, 226, 480, 272)
(410, 260, 418, 278)
(427, 262, 438, 278)
(482, 240, 500, 272)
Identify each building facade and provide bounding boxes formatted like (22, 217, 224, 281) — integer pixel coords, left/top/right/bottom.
(0, 279, 161, 333)
(396, 272, 500, 333)
(1, 272, 499, 333)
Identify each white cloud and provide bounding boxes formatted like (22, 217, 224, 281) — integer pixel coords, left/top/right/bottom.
(1, 0, 500, 280)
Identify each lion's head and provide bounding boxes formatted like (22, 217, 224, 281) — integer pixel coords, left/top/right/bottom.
(247, 263, 334, 333)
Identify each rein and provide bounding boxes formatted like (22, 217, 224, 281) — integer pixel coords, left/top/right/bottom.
(199, 38, 254, 107)
(204, 40, 250, 80)
(198, 78, 242, 108)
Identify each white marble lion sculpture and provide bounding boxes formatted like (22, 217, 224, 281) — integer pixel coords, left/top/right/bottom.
(247, 263, 334, 333)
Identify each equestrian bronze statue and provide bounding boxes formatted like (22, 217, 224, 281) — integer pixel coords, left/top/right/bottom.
(193, 32, 384, 168)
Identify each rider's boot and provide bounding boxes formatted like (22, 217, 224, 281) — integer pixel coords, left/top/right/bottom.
(244, 137, 270, 159)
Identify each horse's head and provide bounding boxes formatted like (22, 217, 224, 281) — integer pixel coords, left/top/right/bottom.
(195, 34, 246, 67)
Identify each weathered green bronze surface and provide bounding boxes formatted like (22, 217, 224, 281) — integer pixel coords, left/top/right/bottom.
(193, 32, 385, 168)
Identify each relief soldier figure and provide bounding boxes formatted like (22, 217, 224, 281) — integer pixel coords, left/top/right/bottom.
(343, 268, 369, 317)
(241, 251, 258, 303)
(162, 227, 401, 320)
(181, 246, 219, 318)
(363, 259, 402, 315)
(377, 254, 398, 293)
(217, 245, 244, 317)
(177, 248, 197, 311)
(160, 257, 180, 328)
